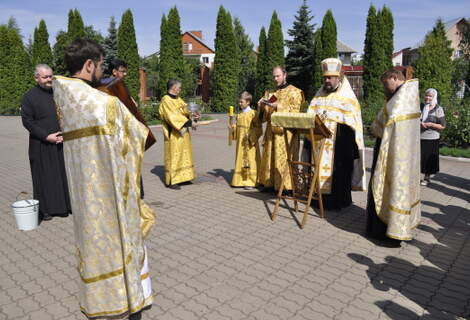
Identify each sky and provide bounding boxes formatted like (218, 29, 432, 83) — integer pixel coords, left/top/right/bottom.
(1, 0, 469, 57)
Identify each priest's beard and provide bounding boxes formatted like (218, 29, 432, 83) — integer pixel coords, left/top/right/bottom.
(90, 71, 102, 88)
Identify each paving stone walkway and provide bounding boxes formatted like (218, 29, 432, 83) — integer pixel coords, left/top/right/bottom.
(0, 115, 469, 320)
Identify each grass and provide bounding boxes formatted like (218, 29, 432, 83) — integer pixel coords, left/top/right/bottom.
(364, 134, 470, 159)
(148, 115, 214, 126)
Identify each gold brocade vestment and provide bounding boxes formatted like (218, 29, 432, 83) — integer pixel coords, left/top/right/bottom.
(370, 79, 421, 240)
(307, 77, 366, 194)
(53, 76, 155, 319)
(231, 108, 262, 187)
(258, 85, 304, 190)
(159, 95, 196, 185)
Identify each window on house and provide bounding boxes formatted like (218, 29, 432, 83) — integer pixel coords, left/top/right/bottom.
(202, 57, 209, 64)
(188, 42, 193, 51)
(183, 43, 189, 51)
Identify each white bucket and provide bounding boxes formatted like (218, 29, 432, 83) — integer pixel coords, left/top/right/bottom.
(11, 198, 39, 231)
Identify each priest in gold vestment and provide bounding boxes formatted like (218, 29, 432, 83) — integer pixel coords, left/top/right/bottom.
(231, 91, 262, 188)
(258, 67, 305, 191)
(53, 39, 155, 320)
(306, 58, 365, 210)
(159, 79, 197, 190)
(366, 69, 421, 245)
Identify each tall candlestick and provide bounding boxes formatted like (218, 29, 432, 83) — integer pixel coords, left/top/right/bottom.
(229, 106, 234, 116)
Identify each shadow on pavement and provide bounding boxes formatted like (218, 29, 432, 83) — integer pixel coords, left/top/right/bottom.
(207, 168, 233, 185)
(348, 253, 467, 319)
(150, 165, 165, 184)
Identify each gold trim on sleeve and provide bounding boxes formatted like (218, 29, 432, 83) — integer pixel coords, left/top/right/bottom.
(385, 112, 420, 127)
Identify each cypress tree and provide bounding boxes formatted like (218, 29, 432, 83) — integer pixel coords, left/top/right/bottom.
(312, 29, 323, 94)
(285, 0, 315, 99)
(233, 17, 255, 95)
(255, 26, 268, 101)
(212, 6, 239, 112)
(266, 11, 285, 73)
(415, 19, 453, 104)
(157, 14, 169, 98)
(320, 10, 337, 60)
(380, 6, 394, 69)
(104, 16, 118, 75)
(117, 9, 140, 99)
(362, 5, 384, 109)
(0, 25, 33, 115)
(68, 9, 85, 42)
(166, 7, 186, 94)
(32, 19, 53, 67)
(53, 9, 86, 75)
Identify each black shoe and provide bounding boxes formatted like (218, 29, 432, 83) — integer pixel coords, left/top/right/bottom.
(42, 213, 53, 221)
(282, 190, 293, 197)
(167, 184, 181, 190)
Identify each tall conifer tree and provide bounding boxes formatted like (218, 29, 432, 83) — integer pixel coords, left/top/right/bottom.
(266, 11, 285, 73)
(362, 5, 384, 108)
(166, 7, 186, 94)
(380, 6, 394, 69)
(212, 6, 239, 112)
(0, 25, 33, 114)
(234, 17, 256, 96)
(415, 19, 453, 103)
(255, 27, 268, 101)
(157, 14, 169, 98)
(320, 10, 337, 60)
(312, 29, 323, 94)
(103, 16, 118, 73)
(117, 9, 140, 99)
(32, 19, 53, 66)
(285, 0, 315, 99)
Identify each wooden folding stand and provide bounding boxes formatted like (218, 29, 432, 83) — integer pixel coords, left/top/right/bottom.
(270, 113, 331, 229)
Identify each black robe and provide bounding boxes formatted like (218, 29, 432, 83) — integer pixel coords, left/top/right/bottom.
(309, 123, 358, 211)
(21, 86, 71, 217)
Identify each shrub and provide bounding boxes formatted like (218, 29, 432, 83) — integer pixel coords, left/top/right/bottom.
(441, 98, 470, 148)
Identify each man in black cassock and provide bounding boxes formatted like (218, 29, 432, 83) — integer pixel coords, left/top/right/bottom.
(21, 64, 71, 221)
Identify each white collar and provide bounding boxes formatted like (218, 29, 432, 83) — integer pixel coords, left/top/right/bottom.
(241, 106, 252, 113)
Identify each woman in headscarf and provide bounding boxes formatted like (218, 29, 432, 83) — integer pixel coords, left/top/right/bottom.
(420, 88, 446, 186)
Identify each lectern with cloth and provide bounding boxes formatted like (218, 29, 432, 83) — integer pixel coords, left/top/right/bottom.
(270, 112, 331, 229)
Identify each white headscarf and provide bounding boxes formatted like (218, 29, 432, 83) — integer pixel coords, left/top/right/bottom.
(421, 88, 438, 122)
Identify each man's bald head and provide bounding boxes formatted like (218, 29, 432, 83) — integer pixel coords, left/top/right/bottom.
(272, 66, 287, 87)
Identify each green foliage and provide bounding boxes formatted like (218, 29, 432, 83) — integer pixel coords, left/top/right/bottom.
(84, 25, 104, 45)
(415, 19, 453, 104)
(141, 54, 159, 98)
(212, 6, 239, 112)
(53, 9, 86, 75)
(379, 6, 394, 69)
(103, 16, 118, 75)
(285, 0, 315, 99)
(440, 98, 470, 148)
(157, 7, 186, 98)
(234, 17, 256, 96)
(312, 29, 323, 94)
(451, 57, 469, 93)
(460, 20, 470, 58)
(320, 10, 337, 60)
(0, 25, 33, 115)
(266, 11, 285, 72)
(362, 5, 385, 111)
(31, 20, 53, 67)
(182, 57, 201, 97)
(255, 26, 268, 101)
(117, 9, 140, 99)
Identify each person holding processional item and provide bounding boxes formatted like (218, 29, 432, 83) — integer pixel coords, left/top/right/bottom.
(230, 91, 262, 190)
(420, 88, 446, 186)
(53, 39, 155, 320)
(258, 66, 304, 192)
(159, 79, 198, 190)
(305, 58, 365, 211)
(21, 64, 71, 221)
(366, 69, 421, 246)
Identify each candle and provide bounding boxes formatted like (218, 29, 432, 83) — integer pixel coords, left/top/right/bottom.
(229, 106, 234, 116)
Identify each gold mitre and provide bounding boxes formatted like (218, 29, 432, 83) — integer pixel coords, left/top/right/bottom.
(321, 58, 342, 77)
